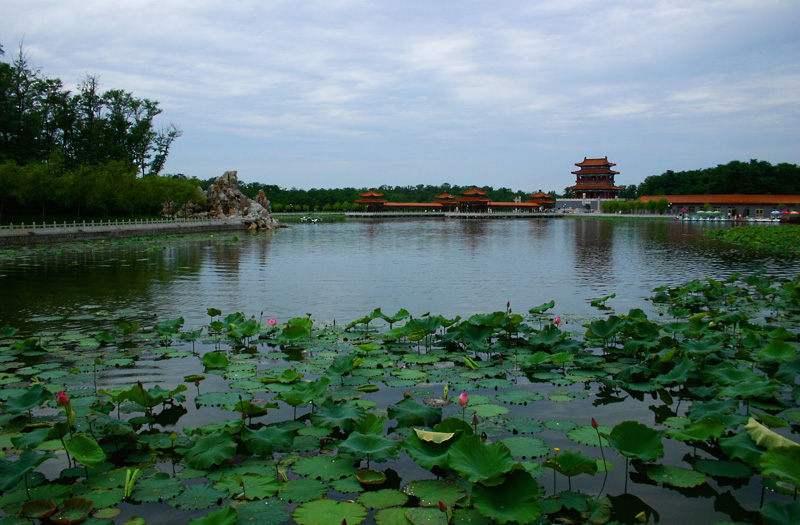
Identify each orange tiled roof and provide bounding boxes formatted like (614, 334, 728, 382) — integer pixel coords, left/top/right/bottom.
(572, 168, 620, 175)
(567, 183, 623, 190)
(575, 157, 616, 167)
(528, 191, 554, 199)
(638, 195, 800, 205)
(460, 186, 488, 196)
(359, 189, 385, 197)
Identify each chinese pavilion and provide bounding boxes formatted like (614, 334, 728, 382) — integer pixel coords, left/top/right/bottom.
(526, 191, 556, 209)
(434, 192, 458, 211)
(566, 157, 623, 199)
(456, 187, 492, 212)
(355, 189, 388, 211)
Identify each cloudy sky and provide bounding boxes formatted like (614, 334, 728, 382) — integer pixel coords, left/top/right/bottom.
(4, 0, 799, 192)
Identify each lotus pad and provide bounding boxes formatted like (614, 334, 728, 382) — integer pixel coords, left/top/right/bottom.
(278, 478, 328, 503)
(499, 436, 549, 459)
(504, 418, 544, 434)
(402, 480, 467, 507)
(130, 473, 183, 503)
(169, 482, 227, 510)
(358, 488, 409, 510)
(233, 499, 290, 525)
(292, 455, 358, 481)
(495, 390, 544, 405)
(566, 425, 612, 447)
(466, 404, 509, 418)
(293, 498, 367, 525)
(471, 469, 541, 524)
(646, 465, 707, 488)
(693, 459, 752, 479)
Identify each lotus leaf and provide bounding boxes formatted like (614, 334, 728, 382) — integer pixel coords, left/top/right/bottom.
(195, 391, 253, 409)
(404, 507, 448, 525)
(759, 446, 800, 490)
(358, 488, 409, 510)
(646, 464, 706, 488)
(544, 450, 599, 477)
(130, 472, 182, 503)
(215, 473, 280, 500)
(495, 390, 543, 405)
(666, 418, 726, 442)
(2, 383, 50, 414)
(184, 431, 237, 468)
(293, 498, 366, 525)
(402, 479, 466, 507)
(720, 431, 764, 468)
(374, 507, 413, 525)
(339, 432, 398, 462)
(47, 497, 93, 524)
(693, 459, 752, 479)
(311, 399, 366, 432)
(499, 436, 549, 459)
(293, 455, 358, 481)
(233, 499, 290, 525)
(566, 425, 612, 447)
(760, 501, 800, 525)
(544, 420, 578, 432)
(352, 413, 387, 435)
(278, 478, 328, 503)
(471, 469, 541, 524)
(447, 434, 515, 483)
(388, 398, 441, 428)
(18, 499, 56, 519)
(241, 425, 294, 456)
(745, 418, 800, 450)
(189, 505, 237, 525)
(609, 421, 664, 461)
(167, 482, 227, 510)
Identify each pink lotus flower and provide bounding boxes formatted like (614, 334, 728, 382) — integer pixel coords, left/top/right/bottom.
(554, 316, 563, 326)
(267, 318, 277, 326)
(458, 392, 469, 407)
(56, 391, 70, 407)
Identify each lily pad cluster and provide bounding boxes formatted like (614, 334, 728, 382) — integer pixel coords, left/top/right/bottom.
(0, 273, 798, 523)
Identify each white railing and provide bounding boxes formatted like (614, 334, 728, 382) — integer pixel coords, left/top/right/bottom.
(0, 217, 226, 232)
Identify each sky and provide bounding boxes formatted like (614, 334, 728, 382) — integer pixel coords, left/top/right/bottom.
(3, 0, 799, 192)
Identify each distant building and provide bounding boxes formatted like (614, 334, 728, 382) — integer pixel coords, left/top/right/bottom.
(566, 157, 623, 199)
(638, 194, 800, 218)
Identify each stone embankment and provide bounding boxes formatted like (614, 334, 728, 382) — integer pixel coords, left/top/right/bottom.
(0, 218, 247, 246)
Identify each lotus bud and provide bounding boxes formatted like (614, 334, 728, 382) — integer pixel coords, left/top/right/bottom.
(458, 392, 469, 407)
(554, 316, 562, 326)
(56, 391, 70, 407)
(472, 414, 479, 426)
(591, 417, 599, 429)
(194, 380, 200, 387)
(438, 501, 447, 512)
(241, 412, 247, 420)
(137, 380, 143, 389)
(498, 356, 503, 364)
(268, 318, 277, 326)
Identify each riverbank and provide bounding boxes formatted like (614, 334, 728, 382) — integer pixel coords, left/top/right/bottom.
(0, 218, 248, 246)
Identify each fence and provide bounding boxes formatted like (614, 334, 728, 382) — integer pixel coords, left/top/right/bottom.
(0, 217, 223, 233)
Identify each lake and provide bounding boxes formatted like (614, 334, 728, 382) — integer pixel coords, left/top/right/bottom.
(1, 217, 798, 329)
(1, 217, 798, 524)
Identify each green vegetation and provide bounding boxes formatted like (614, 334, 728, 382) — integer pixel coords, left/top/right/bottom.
(600, 198, 669, 214)
(0, 43, 198, 222)
(0, 274, 798, 523)
(637, 159, 800, 196)
(707, 225, 800, 256)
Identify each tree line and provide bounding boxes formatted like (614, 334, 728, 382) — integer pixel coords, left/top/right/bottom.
(0, 43, 201, 222)
(635, 160, 800, 196)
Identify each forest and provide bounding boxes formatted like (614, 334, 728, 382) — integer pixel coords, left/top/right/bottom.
(0, 43, 202, 222)
(635, 159, 800, 196)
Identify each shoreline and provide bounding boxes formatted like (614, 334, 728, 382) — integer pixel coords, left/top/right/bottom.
(0, 218, 248, 246)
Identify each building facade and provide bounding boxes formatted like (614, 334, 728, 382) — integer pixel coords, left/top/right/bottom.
(566, 157, 623, 199)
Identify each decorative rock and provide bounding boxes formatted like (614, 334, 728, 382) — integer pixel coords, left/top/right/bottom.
(181, 171, 281, 230)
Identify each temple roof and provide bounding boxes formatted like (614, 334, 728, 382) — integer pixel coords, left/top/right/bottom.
(566, 183, 623, 190)
(571, 168, 620, 175)
(359, 189, 385, 197)
(435, 192, 456, 200)
(575, 157, 616, 167)
(528, 191, 554, 199)
(460, 186, 488, 196)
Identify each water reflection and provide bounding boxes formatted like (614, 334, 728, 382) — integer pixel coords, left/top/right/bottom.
(0, 219, 798, 330)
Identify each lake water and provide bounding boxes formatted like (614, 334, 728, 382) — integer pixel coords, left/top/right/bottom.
(1, 217, 798, 330)
(1, 217, 799, 524)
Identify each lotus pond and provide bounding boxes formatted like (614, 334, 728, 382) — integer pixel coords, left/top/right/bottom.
(0, 272, 799, 525)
